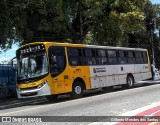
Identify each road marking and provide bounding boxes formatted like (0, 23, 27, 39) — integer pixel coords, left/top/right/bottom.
(145, 110, 160, 116)
(118, 102, 160, 116)
(148, 122, 158, 125)
(88, 101, 160, 125)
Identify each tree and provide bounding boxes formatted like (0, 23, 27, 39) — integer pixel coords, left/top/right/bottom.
(83, 0, 147, 46)
(0, 0, 156, 51)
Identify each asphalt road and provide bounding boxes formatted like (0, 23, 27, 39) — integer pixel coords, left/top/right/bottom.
(0, 82, 160, 125)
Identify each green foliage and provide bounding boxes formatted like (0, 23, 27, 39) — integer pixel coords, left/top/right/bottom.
(84, 31, 94, 45)
(82, 0, 147, 46)
(0, 0, 158, 53)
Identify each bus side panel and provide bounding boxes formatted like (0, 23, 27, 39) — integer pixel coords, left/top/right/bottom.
(105, 65, 119, 86)
(90, 65, 119, 89)
(90, 66, 105, 89)
(134, 64, 143, 82)
(118, 65, 134, 85)
(51, 67, 73, 94)
(65, 66, 91, 92)
(141, 63, 152, 80)
(134, 64, 151, 83)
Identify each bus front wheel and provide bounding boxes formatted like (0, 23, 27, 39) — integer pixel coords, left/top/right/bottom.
(71, 81, 83, 99)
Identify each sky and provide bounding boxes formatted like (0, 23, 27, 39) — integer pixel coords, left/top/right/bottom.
(0, 0, 160, 61)
(151, 0, 160, 4)
(0, 44, 19, 60)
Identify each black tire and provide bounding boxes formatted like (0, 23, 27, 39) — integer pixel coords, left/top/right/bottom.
(125, 75, 134, 88)
(71, 81, 83, 99)
(46, 95, 58, 101)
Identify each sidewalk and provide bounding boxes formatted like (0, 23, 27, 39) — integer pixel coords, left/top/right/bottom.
(0, 96, 46, 110)
(0, 97, 36, 106)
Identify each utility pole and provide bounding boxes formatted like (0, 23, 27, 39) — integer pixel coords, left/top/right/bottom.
(150, 18, 156, 80)
(79, 0, 84, 44)
(146, 18, 156, 80)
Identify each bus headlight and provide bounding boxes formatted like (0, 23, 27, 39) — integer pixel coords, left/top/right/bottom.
(38, 80, 48, 89)
(17, 85, 21, 91)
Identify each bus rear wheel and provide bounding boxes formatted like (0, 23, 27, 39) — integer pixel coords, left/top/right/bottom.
(46, 95, 58, 101)
(126, 75, 134, 88)
(71, 81, 83, 99)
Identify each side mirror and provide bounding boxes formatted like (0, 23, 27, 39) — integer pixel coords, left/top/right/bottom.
(10, 57, 17, 71)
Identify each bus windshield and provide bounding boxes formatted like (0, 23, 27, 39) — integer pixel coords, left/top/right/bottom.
(18, 52, 48, 80)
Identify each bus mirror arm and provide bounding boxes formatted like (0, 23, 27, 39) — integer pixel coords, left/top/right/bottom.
(12, 66, 17, 71)
(10, 57, 18, 71)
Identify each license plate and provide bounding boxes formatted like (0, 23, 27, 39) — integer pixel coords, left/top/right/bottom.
(24, 92, 31, 95)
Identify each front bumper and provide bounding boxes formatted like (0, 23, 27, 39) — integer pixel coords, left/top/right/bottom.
(17, 83, 51, 98)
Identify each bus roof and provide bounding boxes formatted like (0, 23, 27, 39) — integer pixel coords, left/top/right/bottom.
(86, 44, 147, 51)
(18, 42, 147, 51)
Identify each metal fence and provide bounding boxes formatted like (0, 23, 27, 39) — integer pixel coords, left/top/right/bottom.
(0, 64, 17, 98)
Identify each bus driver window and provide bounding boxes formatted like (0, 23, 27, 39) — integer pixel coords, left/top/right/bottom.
(50, 55, 58, 76)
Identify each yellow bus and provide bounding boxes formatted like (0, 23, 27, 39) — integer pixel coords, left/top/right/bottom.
(16, 42, 151, 100)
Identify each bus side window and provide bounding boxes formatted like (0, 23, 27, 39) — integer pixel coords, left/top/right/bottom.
(142, 51, 148, 64)
(118, 51, 127, 64)
(84, 49, 96, 65)
(127, 51, 136, 64)
(67, 48, 84, 66)
(96, 49, 107, 65)
(107, 50, 118, 65)
(48, 46, 66, 77)
(135, 51, 143, 64)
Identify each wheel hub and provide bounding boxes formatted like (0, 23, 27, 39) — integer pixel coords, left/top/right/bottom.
(75, 86, 81, 94)
(128, 78, 133, 86)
